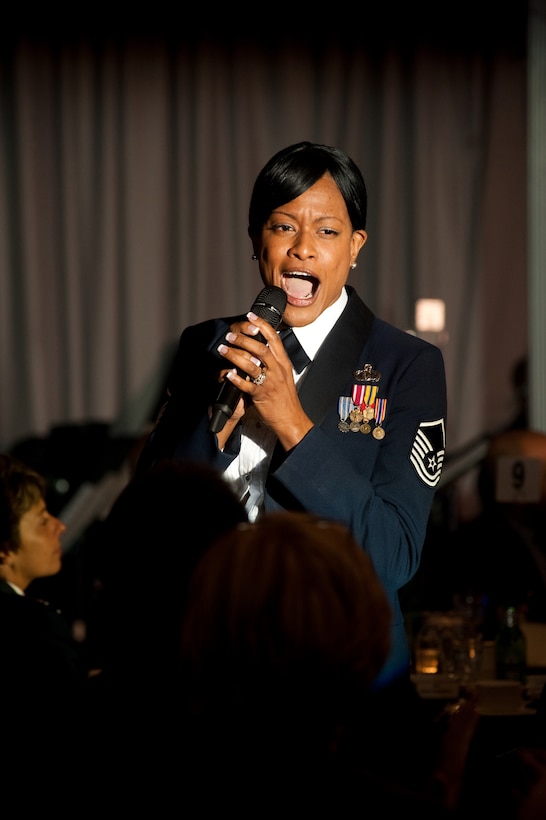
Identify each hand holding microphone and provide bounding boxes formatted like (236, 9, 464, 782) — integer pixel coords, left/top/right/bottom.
(208, 285, 287, 434)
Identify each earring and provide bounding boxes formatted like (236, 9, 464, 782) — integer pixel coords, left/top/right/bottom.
(351, 262, 357, 270)
(252, 254, 258, 261)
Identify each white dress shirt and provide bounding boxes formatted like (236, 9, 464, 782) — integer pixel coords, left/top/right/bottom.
(5, 580, 24, 595)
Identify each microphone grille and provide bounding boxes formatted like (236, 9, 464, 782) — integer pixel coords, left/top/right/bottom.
(251, 286, 287, 330)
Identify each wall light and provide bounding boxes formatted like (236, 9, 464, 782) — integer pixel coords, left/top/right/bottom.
(415, 298, 446, 333)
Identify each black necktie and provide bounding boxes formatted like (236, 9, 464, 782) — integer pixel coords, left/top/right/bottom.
(279, 327, 311, 374)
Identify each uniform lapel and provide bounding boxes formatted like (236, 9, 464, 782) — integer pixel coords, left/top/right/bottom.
(298, 288, 375, 428)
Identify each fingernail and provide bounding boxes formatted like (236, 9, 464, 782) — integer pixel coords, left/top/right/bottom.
(225, 332, 236, 342)
(217, 344, 228, 354)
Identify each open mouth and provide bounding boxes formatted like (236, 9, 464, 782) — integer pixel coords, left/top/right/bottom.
(282, 273, 319, 301)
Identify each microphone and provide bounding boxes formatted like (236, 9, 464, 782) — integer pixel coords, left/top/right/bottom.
(208, 285, 287, 434)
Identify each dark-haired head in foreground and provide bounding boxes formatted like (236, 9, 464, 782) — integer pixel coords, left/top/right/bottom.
(179, 510, 392, 805)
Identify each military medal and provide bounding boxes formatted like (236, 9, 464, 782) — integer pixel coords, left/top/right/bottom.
(372, 398, 387, 439)
(362, 385, 378, 420)
(337, 396, 352, 432)
(351, 384, 366, 426)
(352, 385, 364, 413)
(360, 422, 371, 434)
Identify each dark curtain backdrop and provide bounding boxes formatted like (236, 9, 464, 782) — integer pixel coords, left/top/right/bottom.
(0, 10, 528, 517)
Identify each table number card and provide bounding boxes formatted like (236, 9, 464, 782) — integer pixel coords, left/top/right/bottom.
(495, 456, 542, 503)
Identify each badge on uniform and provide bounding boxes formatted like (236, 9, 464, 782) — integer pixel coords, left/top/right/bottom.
(410, 418, 446, 487)
(353, 363, 381, 383)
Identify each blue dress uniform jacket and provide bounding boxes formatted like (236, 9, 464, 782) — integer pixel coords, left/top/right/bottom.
(138, 286, 447, 687)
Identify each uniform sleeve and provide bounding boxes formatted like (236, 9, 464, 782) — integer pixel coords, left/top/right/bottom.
(136, 319, 240, 473)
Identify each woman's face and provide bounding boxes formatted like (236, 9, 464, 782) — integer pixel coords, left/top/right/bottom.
(8, 498, 65, 589)
(253, 173, 367, 328)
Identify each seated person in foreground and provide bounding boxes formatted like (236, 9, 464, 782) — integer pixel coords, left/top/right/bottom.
(86, 457, 248, 683)
(80, 459, 248, 810)
(179, 510, 478, 815)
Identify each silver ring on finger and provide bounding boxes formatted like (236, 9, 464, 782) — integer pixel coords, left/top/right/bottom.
(252, 369, 266, 386)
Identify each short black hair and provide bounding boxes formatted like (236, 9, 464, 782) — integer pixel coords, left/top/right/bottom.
(248, 141, 367, 237)
(0, 454, 47, 553)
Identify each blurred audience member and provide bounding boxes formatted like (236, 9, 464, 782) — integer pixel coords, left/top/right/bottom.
(515, 747, 546, 820)
(86, 457, 248, 677)
(0, 453, 84, 693)
(0, 453, 86, 807)
(446, 428, 546, 636)
(82, 458, 248, 809)
(179, 510, 478, 815)
(457, 671, 546, 819)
